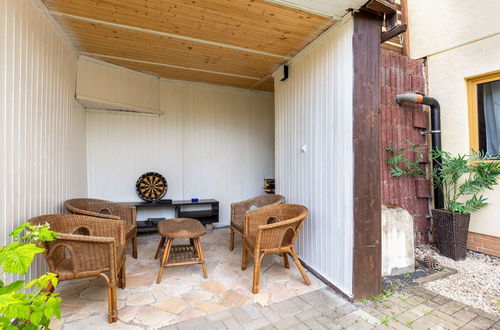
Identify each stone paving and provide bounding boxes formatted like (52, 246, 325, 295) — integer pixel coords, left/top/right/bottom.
(49, 228, 324, 329)
(49, 227, 500, 329)
(166, 286, 500, 330)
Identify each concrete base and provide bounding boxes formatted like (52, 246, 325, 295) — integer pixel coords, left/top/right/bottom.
(382, 205, 415, 276)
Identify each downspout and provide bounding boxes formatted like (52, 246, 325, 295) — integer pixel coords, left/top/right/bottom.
(395, 93, 444, 209)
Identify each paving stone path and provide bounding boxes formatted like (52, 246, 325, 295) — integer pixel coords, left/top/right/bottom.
(163, 286, 500, 330)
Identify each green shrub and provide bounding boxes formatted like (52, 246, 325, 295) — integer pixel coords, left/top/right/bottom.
(0, 222, 61, 329)
(432, 150, 500, 213)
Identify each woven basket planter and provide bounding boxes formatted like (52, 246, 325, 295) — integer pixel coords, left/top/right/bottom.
(432, 209, 470, 261)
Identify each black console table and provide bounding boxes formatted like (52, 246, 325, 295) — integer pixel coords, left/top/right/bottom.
(123, 199, 219, 233)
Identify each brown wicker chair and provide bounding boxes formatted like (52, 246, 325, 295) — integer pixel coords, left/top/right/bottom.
(230, 194, 285, 251)
(29, 214, 126, 323)
(241, 204, 310, 294)
(64, 198, 137, 258)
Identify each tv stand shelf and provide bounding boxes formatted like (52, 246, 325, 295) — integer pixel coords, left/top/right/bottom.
(123, 199, 219, 233)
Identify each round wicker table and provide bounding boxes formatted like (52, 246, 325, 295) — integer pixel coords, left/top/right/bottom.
(154, 218, 207, 283)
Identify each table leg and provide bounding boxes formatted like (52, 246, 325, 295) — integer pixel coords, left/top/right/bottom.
(194, 238, 208, 279)
(155, 236, 166, 259)
(157, 238, 172, 284)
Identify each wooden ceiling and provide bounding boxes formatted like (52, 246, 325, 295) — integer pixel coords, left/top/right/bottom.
(42, 0, 337, 91)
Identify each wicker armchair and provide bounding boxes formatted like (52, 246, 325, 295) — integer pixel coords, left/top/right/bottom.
(64, 198, 137, 258)
(241, 204, 310, 294)
(29, 214, 126, 323)
(230, 194, 285, 251)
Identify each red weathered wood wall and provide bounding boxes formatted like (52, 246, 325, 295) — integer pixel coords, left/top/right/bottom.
(380, 48, 432, 245)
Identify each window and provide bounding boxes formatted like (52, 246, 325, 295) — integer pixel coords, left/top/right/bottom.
(467, 71, 500, 159)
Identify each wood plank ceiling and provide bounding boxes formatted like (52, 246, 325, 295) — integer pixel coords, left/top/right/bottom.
(41, 0, 338, 91)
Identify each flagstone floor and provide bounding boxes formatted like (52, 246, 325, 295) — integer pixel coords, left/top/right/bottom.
(49, 227, 324, 329)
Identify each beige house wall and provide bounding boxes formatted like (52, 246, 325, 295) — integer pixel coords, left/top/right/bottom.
(426, 35, 500, 237)
(407, 0, 500, 59)
(408, 1, 500, 237)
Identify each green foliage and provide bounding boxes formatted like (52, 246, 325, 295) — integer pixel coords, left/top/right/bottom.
(432, 150, 500, 213)
(379, 315, 391, 326)
(0, 223, 61, 329)
(385, 141, 427, 178)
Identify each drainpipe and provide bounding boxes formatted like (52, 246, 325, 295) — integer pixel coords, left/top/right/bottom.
(395, 93, 444, 210)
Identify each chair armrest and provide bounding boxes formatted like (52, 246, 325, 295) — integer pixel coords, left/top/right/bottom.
(45, 235, 119, 278)
(67, 206, 121, 220)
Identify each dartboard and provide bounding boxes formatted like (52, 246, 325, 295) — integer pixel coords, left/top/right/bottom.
(135, 172, 168, 201)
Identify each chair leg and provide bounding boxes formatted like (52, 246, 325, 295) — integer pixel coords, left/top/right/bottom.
(194, 238, 208, 279)
(118, 262, 126, 289)
(290, 247, 311, 286)
(107, 285, 118, 323)
(229, 228, 235, 251)
(282, 253, 290, 269)
(241, 246, 249, 271)
(156, 238, 172, 284)
(43, 281, 56, 293)
(155, 236, 166, 259)
(132, 234, 138, 259)
(252, 251, 262, 294)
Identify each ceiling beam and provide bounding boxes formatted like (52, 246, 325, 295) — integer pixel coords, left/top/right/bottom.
(50, 11, 290, 60)
(262, 0, 343, 19)
(81, 53, 262, 80)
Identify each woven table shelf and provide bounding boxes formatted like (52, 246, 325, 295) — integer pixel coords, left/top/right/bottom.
(155, 218, 208, 283)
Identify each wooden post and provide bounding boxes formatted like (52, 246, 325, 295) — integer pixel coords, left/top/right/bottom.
(352, 10, 382, 300)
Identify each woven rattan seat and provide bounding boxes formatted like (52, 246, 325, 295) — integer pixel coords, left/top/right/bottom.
(64, 198, 138, 259)
(29, 214, 126, 323)
(155, 218, 208, 283)
(241, 204, 310, 294)
(230, 194, 285, 251)
(158, 218, 206, 239)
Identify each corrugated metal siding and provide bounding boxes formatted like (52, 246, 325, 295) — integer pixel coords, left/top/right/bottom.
(86, 80, 274, 225)
(274, 18, 354, 296)
(0, 0, 87, 282)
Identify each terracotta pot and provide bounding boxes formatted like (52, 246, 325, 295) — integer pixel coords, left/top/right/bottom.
(431, 209, 470, 261)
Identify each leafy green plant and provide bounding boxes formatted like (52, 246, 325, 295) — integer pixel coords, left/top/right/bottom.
(385, 141, 427, 178)
(0, 222, 61, 329)
(378, 315, 391, 326)
(432, 150, 500, 213)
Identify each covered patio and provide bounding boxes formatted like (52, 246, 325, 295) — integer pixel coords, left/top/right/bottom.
(1, 0, 397, 328)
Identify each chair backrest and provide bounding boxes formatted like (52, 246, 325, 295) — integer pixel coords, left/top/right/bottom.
(64, 198, 117, 216)
(250, 194, 285, 208)
(64, 199, 136, 229)
(29, 214, 125, 278)
(29, 213, 124, 241)
(261, 204, 308, 250)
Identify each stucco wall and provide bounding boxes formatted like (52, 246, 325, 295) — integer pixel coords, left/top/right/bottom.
(407, 0, 500, 59)
(426, 34, 500, 237)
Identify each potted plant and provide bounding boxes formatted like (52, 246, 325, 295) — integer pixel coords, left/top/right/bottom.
(0, 222, 61, 329)
(431, 150, 500, 260)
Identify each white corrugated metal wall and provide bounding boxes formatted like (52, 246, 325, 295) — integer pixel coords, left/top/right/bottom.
(274, 17, 354, 296)
(86, 80, 275, 226)
(0, 0, 87, 282)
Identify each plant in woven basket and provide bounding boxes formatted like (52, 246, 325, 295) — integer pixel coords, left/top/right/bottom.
(431, 149, 500, 213)
(0, 222, 61, 329)
(431, 149, 500, 260)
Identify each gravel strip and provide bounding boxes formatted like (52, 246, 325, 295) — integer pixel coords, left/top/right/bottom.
(415, 246, 499, 314)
